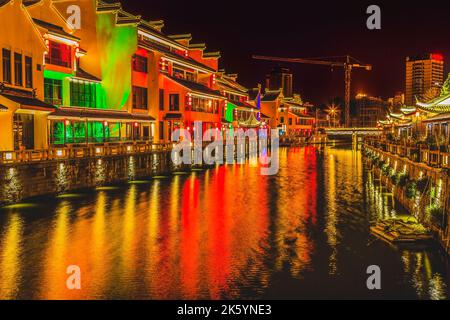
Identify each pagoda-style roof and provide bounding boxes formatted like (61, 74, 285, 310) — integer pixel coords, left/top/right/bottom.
(422, 113, 450, 123)
(262, 90, 282, 102)
(416, 94, 450, 113)
(400, 106, 417, 116)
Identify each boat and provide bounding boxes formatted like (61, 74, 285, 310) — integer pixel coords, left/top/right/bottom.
(370, 217, 434, 245)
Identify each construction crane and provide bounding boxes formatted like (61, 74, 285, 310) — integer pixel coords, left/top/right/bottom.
(252, 55, 372, 127)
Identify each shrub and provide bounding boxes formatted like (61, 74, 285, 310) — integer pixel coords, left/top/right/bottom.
(381, 164, 393, 177)
(391, 173, 400, 185)
(405, 181, 417, 199)
(426, 206, 446, 228)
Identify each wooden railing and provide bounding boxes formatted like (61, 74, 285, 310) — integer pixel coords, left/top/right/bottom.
(0, 142, 173, 165)
(364, 136, 450, 169)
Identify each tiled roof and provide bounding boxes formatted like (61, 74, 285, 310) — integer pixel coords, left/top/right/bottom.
(218, 81, 247, 96)
(32, 18, 80, 41)
(422, 112, 450, 123)
(0, 93, 56, 111)
(289, 111, 315, 119)
(138, 21, 188, 51)
(75, 68, 101, 82)
(262, 90, 282, 102)
(139, 39, 215, 73)
(165, 75, 224, 99)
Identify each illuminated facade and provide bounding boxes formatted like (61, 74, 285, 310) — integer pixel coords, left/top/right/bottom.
(0, 0, 53, 151)
(1, 0, 303, 153)
(405, 53, 444, 106)
(261, 89, 315, 136)
(217, 72, 263, 130)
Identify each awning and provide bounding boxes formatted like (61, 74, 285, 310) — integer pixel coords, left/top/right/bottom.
(48, 107, 155, 122)
(164, 113, 182, 120)
(0, 93, 56, 112)
(0, 104, 7, 112)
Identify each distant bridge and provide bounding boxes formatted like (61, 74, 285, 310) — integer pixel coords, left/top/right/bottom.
(323, 127, 383, 136)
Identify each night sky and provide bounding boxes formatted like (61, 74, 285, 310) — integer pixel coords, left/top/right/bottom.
(119, 0, 450, 105)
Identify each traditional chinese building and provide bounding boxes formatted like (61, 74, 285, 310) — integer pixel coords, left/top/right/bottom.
(0, 0, 55, 151)
(217, 72, 263, 130)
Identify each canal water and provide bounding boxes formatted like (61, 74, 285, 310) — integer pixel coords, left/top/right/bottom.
(0, 146, 448, 300)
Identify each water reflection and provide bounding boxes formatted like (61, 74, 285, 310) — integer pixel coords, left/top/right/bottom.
(0, 213, 23, 299)
(0, 146, 448, 300)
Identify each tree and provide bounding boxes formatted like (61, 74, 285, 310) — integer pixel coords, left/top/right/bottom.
(441, 73, 450, 97)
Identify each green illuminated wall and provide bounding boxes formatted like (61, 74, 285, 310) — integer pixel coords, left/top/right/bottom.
(44, 70, 71, 106)
(44, 70, 107, 109)
(226, 102, 236, 123)
(96, 14, 137, 109)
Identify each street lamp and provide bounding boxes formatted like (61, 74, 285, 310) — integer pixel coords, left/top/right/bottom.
(326, 103, 341, 128)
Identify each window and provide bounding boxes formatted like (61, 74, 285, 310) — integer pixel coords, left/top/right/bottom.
(289, 118, 293, 125)
(186, 72, 195, 81)
(44, 78, 63, 106)
(132, 86, 148, 110)
(190, 97, 218, 113)
(173, 68, 185, 79)
(132, 54, 148, 73)
(169, 94, 179, 111)
(14, 53, 22, 86)
(45, 41, 71, 68)
(159, 89, 164, 111)
(159, 121, 164, 140)
(280, 117, 285, 124)
(70, 80, 97, 108)
(25, 56, 32, 88)
(2, 49, 11, 84)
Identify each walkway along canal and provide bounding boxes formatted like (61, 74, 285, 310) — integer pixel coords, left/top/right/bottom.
(363, 140, 450, 255)
(0, 139, 273, 206)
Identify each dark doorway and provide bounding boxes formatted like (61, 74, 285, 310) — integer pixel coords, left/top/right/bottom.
(14, 113, 35, 150)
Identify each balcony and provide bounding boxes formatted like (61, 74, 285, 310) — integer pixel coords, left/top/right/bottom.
(45, 56, 71, 69)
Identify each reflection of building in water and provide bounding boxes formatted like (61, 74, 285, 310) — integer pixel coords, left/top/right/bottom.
(325, 154, 338, 275)
(401, 251, 447, 300)
(0, 213, 23, 300)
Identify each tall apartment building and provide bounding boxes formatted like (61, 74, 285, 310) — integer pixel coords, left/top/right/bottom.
(405, 53, 444, 106)
(265, 67, 293, 98)
(353, 94, 388, 128)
